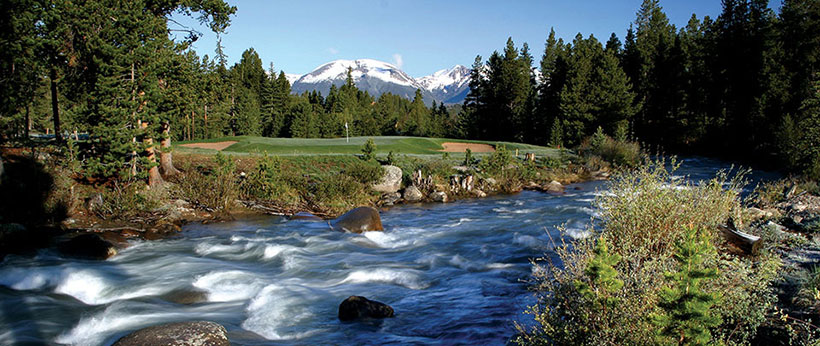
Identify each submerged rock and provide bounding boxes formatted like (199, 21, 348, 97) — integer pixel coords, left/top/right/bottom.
(58, 233, 118, 260)
(332, 207, 384, 233)
(403, 186, 424, 202)
(113, 321, 229, 346)
(338, 296, 395, 321)
(291, 211, 323, 221)
(161, 288, 209, 305)
(372, 165, 402, 193)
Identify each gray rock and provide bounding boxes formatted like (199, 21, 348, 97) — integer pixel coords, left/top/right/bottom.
(545, 180, 564, 193)
(371, 165, 402, 193)
(332, 207, 384, 233)
(380, 192, 401, 206)
(403, 186, 424, 202)
(429, 191, 448, 203)
(338, 296, 395, 321)
(483, 178, 497, 186)
(472, 189, 487, 198)
(113, 321, 229, 346)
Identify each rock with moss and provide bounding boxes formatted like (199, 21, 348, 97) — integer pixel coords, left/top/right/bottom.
(113, 321, 229, 346)
(372, 165, 402, 193)
(403, 186, 424, 202)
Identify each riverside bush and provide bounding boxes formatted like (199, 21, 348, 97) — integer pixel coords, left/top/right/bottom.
(580, 129, 642, 168)
(516, 158, 780, 345)
(174, 152, 239, 213)
(344, 160, 383, 184)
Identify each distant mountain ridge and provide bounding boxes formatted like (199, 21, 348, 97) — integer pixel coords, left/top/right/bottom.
(289, 59, 471, 105)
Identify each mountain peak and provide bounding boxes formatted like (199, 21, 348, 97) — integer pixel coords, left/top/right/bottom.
(291, 59, 472, 104)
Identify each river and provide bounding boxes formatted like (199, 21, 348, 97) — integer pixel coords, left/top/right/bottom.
(0, 157, 778, 345)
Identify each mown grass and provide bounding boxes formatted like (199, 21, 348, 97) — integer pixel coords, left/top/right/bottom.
(176, 135, 560, 158)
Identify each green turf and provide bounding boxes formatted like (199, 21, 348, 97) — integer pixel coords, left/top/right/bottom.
(176, 135, 561, 158)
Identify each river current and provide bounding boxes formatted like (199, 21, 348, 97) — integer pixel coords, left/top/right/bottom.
(0, 157, 777, 345)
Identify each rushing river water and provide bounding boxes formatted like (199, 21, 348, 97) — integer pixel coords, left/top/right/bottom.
(0, 157, 778, 345)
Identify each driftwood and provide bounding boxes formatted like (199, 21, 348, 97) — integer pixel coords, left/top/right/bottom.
(718, 222, 762, 255)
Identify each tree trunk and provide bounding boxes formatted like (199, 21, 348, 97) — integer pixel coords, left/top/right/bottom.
(204, 104, 208, 138)
(141, 121, 164, 186)
(50, 68, 62, 144)
(24, 103, 30, 139)
(159, 121, 180, 177)
(191, 109, 196, 140)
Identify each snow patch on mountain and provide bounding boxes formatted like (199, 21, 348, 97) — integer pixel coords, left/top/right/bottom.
(285, 73, 301, 85)
(417, 65, 470, 93)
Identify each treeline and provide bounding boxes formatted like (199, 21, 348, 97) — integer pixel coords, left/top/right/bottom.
(0, 0, 453, 183)
(457, 0, 820, 178)
(2, 0, 818, 181)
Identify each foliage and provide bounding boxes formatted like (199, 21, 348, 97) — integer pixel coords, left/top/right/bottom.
(479, 145, 514, 175)
(385, 151, 395, 166)
(344, 159, 383, 184)
(174, 152, 238, 213)
(653, 226, 721, 345)
(517, 158, 779, 345)
(574, 237, 624, 308)
(94, 181, 162, 219)
(360, 138, 377, 161)
(580, 129, 642, 168)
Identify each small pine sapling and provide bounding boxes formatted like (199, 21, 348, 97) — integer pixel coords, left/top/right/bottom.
(653, 226, 721, 346)
(574, 236, 624, 308)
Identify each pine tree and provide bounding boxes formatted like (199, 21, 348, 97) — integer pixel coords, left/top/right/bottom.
(574, 237, 624, 308)
(653, 226, 721, 346)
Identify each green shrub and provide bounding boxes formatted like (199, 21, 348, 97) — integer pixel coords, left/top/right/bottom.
(344, 160, 383, 184)
(94, 181, 160, 219)
(516, 158, 780, 345)
(479, 145, 514, 175)
(240, 154, 299, 203)
(174, 152, 239, 213)
(580, 129, 642, 168)
(361, 138, 376, 161)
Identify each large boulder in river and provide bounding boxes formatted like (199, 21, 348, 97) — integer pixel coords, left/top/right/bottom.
(113, 321, 229, 346)
(58, 233, 118, 260)
(371, 165, 402, 193)
(332, 207, 383, 233)
(338, 296, 395, 321)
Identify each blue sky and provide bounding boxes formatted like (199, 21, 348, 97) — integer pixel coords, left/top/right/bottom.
(171, 0, 783, 77)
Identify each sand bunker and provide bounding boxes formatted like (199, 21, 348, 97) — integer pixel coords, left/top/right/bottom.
(180, 141, 238, 151)
(439, 142, 495, 153)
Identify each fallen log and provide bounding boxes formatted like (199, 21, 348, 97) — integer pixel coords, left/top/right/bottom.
(718, 223, 762, 255)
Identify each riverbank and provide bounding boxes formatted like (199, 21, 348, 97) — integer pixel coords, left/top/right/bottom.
(0, 138, 621, 261)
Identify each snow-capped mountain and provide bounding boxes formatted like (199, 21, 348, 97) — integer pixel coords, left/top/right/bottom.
(417, 65, 471, 104)
(289, 59, 471, 105)
(284, 73, 301, 85)
(291, 59, 436, 103)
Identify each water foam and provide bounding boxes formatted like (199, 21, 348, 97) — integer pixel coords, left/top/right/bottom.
(341, 268, 428, 289)
(193, 270, 264, 302)
(241, 284, 324, 341)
